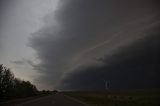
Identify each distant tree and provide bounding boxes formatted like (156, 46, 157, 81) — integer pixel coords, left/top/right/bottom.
(20, 80, 38, 97)
(40, 90, 52, 95)
(0, 64, 38, 100)
(12, 78, 22, 98)
(53, 90, 58, 94)
(0, 64, 14, 99)
(12, 79, 38, 98)
(0, 64, 4, 99)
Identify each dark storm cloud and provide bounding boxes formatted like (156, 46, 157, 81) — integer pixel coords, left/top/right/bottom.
(60, 29, 160, 90)
(30, 0, 160, 90)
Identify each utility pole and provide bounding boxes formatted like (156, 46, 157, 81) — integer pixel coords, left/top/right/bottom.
(106, 80, 108, 90)
(104, 80, 109, 90)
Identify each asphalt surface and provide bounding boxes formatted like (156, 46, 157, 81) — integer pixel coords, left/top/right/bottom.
(15, 93, 89, 106)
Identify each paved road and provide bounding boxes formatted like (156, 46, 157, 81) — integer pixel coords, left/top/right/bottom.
(16, 93, 89, 106)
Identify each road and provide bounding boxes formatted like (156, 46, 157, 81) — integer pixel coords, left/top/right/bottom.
(15, 93, 89, 106)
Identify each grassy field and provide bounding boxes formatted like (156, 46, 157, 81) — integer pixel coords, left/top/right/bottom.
(64, 90, 160, 106)
(0, 94, 53, 106)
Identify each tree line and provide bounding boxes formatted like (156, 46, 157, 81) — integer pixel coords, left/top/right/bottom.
(0, 64, 53, 101)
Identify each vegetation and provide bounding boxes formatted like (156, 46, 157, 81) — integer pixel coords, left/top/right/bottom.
(64, 90, 160, 106)
(0, 64, 53, 102)
(0, 64, 39, 100)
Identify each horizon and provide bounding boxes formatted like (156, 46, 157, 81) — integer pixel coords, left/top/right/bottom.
(0, 0, 160, 91)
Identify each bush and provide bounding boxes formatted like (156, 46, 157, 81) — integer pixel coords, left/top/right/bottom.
(0, 64, 38, 100)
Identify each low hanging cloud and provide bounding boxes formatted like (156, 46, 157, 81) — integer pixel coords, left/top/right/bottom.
(29, 0, 160, 90)
(10, 60, 25, 65)
(10, 59, 35, 67)
(60, 32, 160, 90)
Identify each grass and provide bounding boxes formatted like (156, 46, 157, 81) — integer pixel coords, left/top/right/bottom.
(63, 90, 160, 106)
(0, 94, 53, 106)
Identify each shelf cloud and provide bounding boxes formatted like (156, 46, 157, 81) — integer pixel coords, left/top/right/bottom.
(29, 0, 160, 90)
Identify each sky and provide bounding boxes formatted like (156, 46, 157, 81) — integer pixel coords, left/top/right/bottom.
(0, 0, 160, 90)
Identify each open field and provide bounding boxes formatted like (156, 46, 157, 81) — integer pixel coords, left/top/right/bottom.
(64, 90, 160, 106)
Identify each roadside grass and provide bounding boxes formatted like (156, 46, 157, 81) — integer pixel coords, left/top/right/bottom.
(0, 94, 53, 106)
(64, 90, 160, 106)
